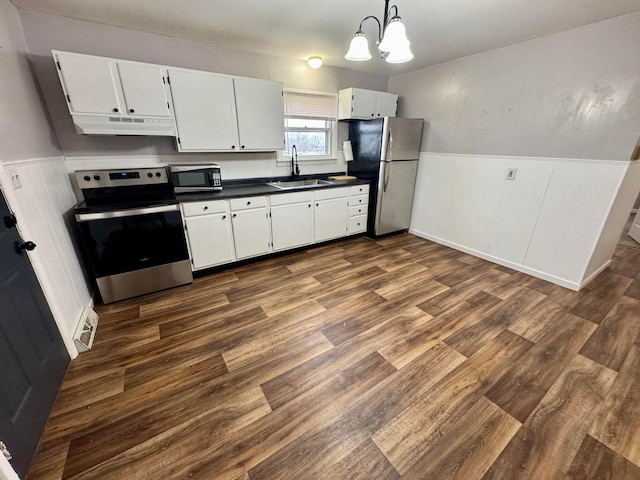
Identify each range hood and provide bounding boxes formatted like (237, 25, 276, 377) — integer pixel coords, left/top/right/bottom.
(71, 114, 176, 136)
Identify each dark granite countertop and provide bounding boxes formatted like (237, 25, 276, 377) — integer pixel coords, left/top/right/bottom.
(175, 173, 370, 202)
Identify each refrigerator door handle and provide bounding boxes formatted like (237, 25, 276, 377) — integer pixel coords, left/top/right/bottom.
(383, 161, 390, 192)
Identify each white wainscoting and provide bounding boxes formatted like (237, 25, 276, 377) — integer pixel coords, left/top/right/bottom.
(409, 152, 631, 290)
(0, 157, 93, 358)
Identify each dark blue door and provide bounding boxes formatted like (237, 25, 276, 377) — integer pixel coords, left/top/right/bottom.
(0, 191, 69, 478)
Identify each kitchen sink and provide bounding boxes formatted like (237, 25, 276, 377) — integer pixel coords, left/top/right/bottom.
(267, 179, 334, 190)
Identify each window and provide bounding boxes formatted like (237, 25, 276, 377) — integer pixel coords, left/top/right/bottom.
(282, 89, 338, 160)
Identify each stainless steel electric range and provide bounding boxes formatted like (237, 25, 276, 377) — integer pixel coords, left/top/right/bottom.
(73, 167, 192, 304)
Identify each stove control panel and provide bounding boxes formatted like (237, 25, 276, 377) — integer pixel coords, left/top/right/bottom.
(76, 168, 168, 189)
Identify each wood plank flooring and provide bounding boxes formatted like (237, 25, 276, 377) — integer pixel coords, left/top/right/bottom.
(27, 234, 640, 480)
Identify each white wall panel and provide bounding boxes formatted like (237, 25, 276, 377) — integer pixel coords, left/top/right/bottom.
(1, 157, 92, 357)
(524, 162, 626, 281)
(488, 160, 553, 264)
(584, 161, 640, 281)
(410, 152, 628, 289)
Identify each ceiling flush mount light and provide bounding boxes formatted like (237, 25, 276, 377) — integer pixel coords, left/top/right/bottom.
(307, 56, 323, 69)
(345, 0, 413, 64)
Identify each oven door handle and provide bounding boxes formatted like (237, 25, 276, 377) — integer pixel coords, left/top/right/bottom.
(75, 204, 179, 222)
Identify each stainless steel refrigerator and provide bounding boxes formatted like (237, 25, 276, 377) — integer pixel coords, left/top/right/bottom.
(347, 117, 424, 237)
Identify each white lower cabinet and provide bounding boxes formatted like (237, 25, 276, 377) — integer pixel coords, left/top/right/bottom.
(230, 198, 271, 259)
(270, 191, 314, 251)
(314, 187, 350, 242)
(181, 184, 368, 269)
(181, 201, 235, 271)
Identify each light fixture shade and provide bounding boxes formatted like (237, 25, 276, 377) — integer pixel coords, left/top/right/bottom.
(385, 42, 414, 63)
(307, 56, 323, 69)
(345, 32, 372, 61)
(378, 17, 409, 52)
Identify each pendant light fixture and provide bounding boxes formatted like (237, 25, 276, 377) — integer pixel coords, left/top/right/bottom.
(345, 0, 413, 64)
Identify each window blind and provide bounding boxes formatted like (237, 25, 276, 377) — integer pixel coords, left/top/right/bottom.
(284, 91, 337, 120)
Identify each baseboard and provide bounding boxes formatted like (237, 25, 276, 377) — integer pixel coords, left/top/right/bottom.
(409, 228, 583, 291)
(580, 260, 612, 289)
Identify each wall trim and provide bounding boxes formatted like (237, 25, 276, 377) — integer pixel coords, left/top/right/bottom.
(419, 151, 632, 166)
(409, 228, 583, 291)
(2, 156, 64, 167)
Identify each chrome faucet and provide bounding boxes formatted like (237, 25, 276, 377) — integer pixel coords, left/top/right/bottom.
(291, 145, 300, 177)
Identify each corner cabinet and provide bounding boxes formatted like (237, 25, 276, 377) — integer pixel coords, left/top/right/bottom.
(169, 69, 285, 152)
(53, 51, 175, 134)
(338, 87, 398, 120)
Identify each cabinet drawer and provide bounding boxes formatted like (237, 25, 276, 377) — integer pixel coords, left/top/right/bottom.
(349, 205, 368, 217)
(349, 214, 367, 234)
(229, 196, 267, 211)
(181, 200, 226, 217)
(314, 187, 349, 201)
(350, 194, 369, 206)
(350, 184, 369, 196)
(269, 191, 313, 206)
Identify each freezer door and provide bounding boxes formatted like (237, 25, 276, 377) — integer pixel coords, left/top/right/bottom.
(381, 117, 424, 161)
(375, 160, 419, 235)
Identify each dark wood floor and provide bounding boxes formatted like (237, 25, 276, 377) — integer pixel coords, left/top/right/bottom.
(27, 234, 640, 480)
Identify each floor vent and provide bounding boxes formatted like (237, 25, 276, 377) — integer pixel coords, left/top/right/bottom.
(73, 307, 99, 353)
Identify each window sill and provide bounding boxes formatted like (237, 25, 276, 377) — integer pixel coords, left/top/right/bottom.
(276, 157, 339, 165)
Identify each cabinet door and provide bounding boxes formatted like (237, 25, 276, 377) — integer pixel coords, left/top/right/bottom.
(315, 197, 349, 242)
(55, 53, 121, 115)
(271, 202, 313, 251)
(350, 88, 378, 119)
(231, 208, 271, 259)
(169, 69, 239, 151)
(185, 213, 235, 270)
(375, 92, 398, 118)
(234, 77, 285, 151)
(117, 62, 170, 117)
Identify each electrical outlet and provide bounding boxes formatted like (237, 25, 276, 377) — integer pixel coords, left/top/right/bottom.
(506, 168, 517, 181)
(8, 166, 22, 189)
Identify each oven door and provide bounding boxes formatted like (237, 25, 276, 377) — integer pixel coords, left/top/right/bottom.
(75, 205, 189, 278)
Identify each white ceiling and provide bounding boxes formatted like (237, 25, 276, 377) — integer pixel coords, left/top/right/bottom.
(11, 0, 640, 75)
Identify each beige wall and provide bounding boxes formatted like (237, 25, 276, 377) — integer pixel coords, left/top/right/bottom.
(389, 12, 640, 161)
(0, 0, 61, 161)
(17, 8, 390, 158)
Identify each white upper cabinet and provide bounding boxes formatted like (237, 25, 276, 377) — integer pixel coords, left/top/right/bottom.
(234, 77, 285, 151)
(169, 69, 285, 152)
(375, 91, 400, 118)
(55, 53, 121, 115)
(338, 87, 398, 120)
(54, 51, 170, 118)
(117, 62, 170, 117)
(169, 69, 239, 151)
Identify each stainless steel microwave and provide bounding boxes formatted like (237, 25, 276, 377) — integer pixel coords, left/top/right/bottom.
(169, 164, 222, 193)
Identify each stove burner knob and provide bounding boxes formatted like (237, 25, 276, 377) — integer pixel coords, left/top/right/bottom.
(83, 175, 91, 181)
(93, 175, 101, 181)
(148, 172, 153, 178)
(156, 172, 161, 177)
